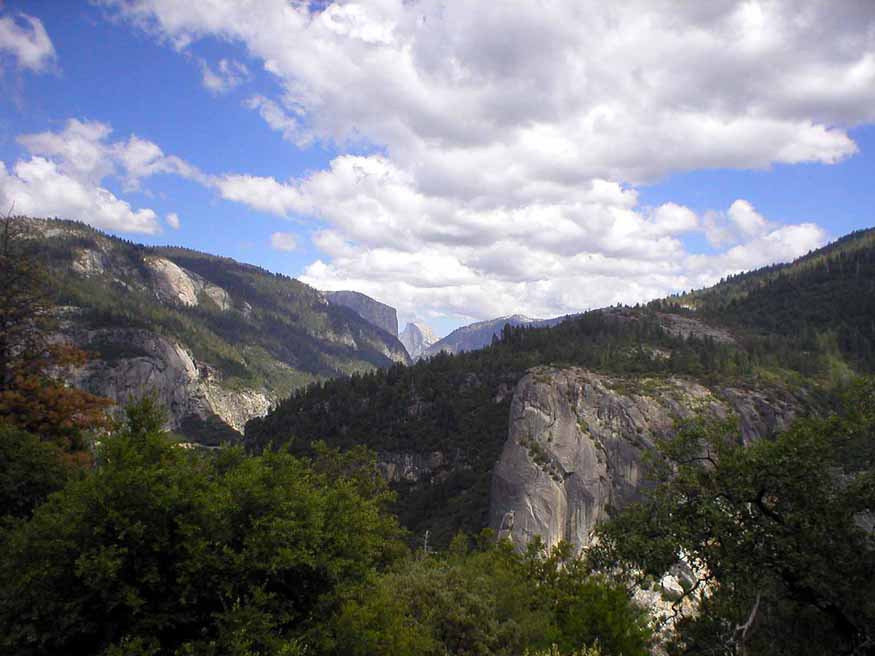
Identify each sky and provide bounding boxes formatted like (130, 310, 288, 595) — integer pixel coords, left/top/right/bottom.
(1, 1, 874, 337)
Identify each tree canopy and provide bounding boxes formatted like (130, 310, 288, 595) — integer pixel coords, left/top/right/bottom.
(589, 379, 875, 655)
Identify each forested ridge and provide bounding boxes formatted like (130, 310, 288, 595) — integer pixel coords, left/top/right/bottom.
(247, 228, 875, 545)
(663, 227, 875, 371)
(23, 218, 405, 398)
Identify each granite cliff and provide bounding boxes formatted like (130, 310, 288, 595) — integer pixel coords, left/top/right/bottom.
(490, 367, 799, 551)
(325, 290, 399, 337)
(399, 321, 439, 358)
(422, 314, 539, 358)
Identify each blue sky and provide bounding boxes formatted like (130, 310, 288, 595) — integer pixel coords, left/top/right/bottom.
(1, 1, 874, 337)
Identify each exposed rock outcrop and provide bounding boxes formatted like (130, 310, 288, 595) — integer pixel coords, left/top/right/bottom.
(490, 367, 798, 552)
(400, 321, 439, 358)
(145, 256, 232, 310)
(65, 326, 272, 437)
(19, 217, 410, 445)
(377, 451, 449, 484)
(325, 290, 399, 337)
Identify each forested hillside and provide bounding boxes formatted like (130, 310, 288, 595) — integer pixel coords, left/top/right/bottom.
(247, 229, 875, 545)
(19, 218, 409, 442)
(662, 228, 875, 372)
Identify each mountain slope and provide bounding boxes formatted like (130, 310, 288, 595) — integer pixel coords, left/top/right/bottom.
(20, 217, 409, 443)
(246, 228, 875, 546)
(660, 227, 875, 373)
(421, 314, 538, 358)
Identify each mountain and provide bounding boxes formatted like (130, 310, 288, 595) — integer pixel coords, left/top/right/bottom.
(246, 227, 875, 547)
(422, 314, 539, 358)
(655, 227, 875, 373)
(324, 290, 399, 337)
(399, 321, 438, 358)
(19, 217, 409, 444)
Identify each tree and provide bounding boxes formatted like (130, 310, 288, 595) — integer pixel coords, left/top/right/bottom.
(328, 536, 651, 656)
(0, 216, 111, 455)
(0, 423, 73, 523)
(0, 399, 405, 655)
(589, 380, 875, 655)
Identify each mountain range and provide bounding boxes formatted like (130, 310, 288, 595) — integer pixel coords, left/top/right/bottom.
(20, 218, 409, 444)
(20, 216, 875, 545)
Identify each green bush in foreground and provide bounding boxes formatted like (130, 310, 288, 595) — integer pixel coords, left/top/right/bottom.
(0, 400, 404, 655)
(0, 399, 651, 656)
(327, 536, 650, 656)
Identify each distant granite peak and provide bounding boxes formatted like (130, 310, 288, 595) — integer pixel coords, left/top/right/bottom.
(324, 290, 399, 336)
(399, 321, 438, 358)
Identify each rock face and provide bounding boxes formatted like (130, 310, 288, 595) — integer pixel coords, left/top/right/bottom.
(399, 321, 439, 358)
(325, 290, 399, 336)
(64, 326, 272, 438)
(490, 367, 798, 552)
(422, 314, 539, 358)
(376, 451, 452, 484)
(145, 256, 232, 310)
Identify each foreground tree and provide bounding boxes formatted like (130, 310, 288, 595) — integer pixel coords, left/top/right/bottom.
(589, 379, 875, 655)
(0, 423, 74, 524)
(328, 535, 651, 656)
(0, 400, 405, 655)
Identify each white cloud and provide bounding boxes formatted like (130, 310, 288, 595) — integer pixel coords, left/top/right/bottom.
(199, 57, 248, 94)
(245, 95, 309, 146)
(18, 120, 115, 183)
(102, 0, 874, 188)
(213, 173, 305, 216)
(98, 1, 861, 320)
(270, 231, 297, 252)
(0, 13, 56, 72)
(3, 119, 203, 234)
(18, 119, 207, 188)
(210, 157, 827, 322)
(728, 199, 769, 237)
(166, 211, 180, 229)
(0, 157, 159, 234)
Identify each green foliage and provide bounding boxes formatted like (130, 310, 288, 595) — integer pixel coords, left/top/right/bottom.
(660, 227, 875, 374)
(0, 402, 404, 656)
(327, 538, 650, 656)
(0, 423, 73, 523)
(590, 379, 875, 655)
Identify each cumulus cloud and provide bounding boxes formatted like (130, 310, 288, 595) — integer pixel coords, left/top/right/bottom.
(99, 0, 862, 320)
(245, 95, 309, 146)
(199, 57, 248, 94)
(270, 231, 297, 252)
(166, 211, 180, 229)
(1, 119, 201, 234)
(0, 157, 159, 234)
(209, 157, 827, 322)
(0, 12, 56, 72)
(102, 0, 875, 187)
